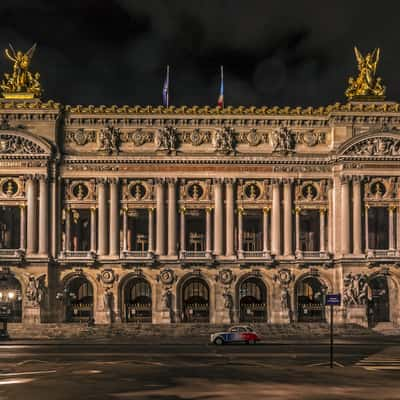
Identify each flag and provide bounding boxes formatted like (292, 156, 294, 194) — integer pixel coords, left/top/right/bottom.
(217, 65, 224, 108)
(162, 65, 170, 107)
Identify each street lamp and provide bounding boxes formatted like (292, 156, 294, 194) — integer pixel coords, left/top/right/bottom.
(0, 289, 17, 340)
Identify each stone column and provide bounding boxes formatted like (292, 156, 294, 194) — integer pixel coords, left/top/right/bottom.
(38, 176, 49, 255)
(295, 207, 301, 255)
(213, 179, 223, 256)
(320, 208, 326, 254)
(263, 207, 270, 256)
(167, 179, 177, 256)
(19, 205, 26, 250)
(327, 180, 333, 254)
(283, 180, 292, 256)
(352, 177, 362, 255)
(389, 206, 396, 251)
(206, 207, 212, 256)
(238, 207, 243, 257)
(397, 207, 400, 256)
(109, 179, 120, 256)
(121, 207, 128, 252)
(148, 208, 154, 253)
(90, 206, 97, 253)
(26, 176, 38, 255)
(65, 207, 71, 252)
(365, 205, 369, 252)
(156, 180, 166, 255)
(271, 180, 281, 256)
(225, 180, 235, 256)
(180, 208, 186, 254)
(341, 177, 351, 256)
(97, 179, 108, 256)
(50, 174, 58, 258)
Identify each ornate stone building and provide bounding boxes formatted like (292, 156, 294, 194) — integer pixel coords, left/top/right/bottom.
(0, 46, 399, 327)
(0, 100, 399, 327)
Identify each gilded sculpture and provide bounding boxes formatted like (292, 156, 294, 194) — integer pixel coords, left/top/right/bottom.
(1, 43, 42, 99)
(345, 47, 385, 100)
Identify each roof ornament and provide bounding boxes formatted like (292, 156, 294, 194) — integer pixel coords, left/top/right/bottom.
(0, 43, 42, 99)
(345, 46, 385, 101)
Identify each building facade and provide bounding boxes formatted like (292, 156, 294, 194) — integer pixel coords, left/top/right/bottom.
(0, 98, 399, 327)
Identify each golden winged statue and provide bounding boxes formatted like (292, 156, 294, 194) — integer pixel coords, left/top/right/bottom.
(1, 43, 42, 99)
(345, 46, 385, 100)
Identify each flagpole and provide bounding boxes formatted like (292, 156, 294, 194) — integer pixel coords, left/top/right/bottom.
(166, 65, 170, 107)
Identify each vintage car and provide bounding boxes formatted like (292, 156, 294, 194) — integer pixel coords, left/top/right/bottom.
(210, 325, 261, 345)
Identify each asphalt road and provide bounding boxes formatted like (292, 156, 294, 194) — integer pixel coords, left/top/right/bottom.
(0, 340, 399, 399)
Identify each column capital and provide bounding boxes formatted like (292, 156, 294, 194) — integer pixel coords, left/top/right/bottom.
(109, 177, 119, 185)
(388, 204, 397, 211)
(148, 207, 155, 212)
(339, 175, 351, 184)
(206, 206, 213, 213)
(263, 206, 271, 214)
(295, 206, 301, 214)
(212, 178, 224, 185)
(38, 174, 48, 183)
(319, 207, 327, 214)
(179, 207, 186, 214)
(96, 177, 108, 185)
(166, 178, 177, 185)
(90, 205, 97, 212)
(155, 178, 166, 185)
(225, 178, 236, 185)
(237, 206, 244, 215)
(271, 178, 281, 186)
(282, 178, 294, 185)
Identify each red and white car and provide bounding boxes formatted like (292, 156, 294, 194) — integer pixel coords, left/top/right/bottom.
(210, 325, 261, 345)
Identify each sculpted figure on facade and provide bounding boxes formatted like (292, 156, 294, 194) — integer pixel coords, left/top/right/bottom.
(103, 287, 114, 323)
(271, 126, 295, 154)
(25, 274, 45, 306)
(345, 137, 400, 156)
(343, 273, 369, 306)
(222, 287, 234, 323)
(212, 127, 234, 154)
(345, 47, 385, 99)
(155, 126, 177, 152)
(0, 134, 45, 154)
(98, 125, 121, 154)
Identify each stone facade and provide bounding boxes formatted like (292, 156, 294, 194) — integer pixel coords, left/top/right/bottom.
(0, 99, 399, 327)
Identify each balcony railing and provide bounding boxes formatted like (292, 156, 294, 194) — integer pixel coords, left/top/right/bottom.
(122, 250, 151, 258)
(61, 251, 95, 259)
(0, 248, 21, 257)
(367, 249, 395, 258)
(242, 251, 264, 258)
(302, 251, 322, 258)
(182, 251, 208, 258)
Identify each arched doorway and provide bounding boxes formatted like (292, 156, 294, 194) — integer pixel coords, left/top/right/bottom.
(123, 278, 152, 322)
(0, 275, 22, 322)
(182, 278, 209, 323)
(65, 276, 93, 322)
(296, 277, 326, 322)
(368, 275, 390, 326)
(239, 277, 267, 322)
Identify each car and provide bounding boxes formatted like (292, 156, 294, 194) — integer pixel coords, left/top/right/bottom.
(210, 325, 260, 345)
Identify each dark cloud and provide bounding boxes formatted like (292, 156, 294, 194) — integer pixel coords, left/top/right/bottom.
(0, 0, 399, 106)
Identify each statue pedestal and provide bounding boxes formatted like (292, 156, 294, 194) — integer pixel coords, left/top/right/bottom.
(24, 305, 41, 324)
(346, 305, 368, 327)
(159, 310, 172, 324)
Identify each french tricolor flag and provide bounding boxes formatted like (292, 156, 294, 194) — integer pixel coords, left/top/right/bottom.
(217, 65, 224, 108)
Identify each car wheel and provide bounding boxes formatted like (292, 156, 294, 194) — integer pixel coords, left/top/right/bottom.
(214, 337, 224, 345)
(248, 339, 256, 345)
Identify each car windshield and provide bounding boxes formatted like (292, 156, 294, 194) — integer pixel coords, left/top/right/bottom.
(246, 327, 254, 332)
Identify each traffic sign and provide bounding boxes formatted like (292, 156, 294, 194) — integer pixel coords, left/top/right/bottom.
(326, 293, 341, 306)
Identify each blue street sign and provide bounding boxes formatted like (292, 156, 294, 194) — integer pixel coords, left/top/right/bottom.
(326, 293, 341, 306)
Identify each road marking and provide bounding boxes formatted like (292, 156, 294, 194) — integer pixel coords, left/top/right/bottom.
(0, 370, 57, 377)
(355, 346, 400, 371)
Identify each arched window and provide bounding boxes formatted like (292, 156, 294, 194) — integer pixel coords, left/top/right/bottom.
(182, 278, 209, 323)
(65, 277, 94, 322)
(368, 276, 390, 326)
(0, 275, 22, 322)
(239, 278, 267, 322)
(124, 278, 152, 322)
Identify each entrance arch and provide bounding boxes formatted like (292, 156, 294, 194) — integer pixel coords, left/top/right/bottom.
(123, 278, 152, 322)
(182, 278, 209, 323)
(296, 277, 326, 322)
(0, 275, 22, 322)
(65, 276, 93, 322)
(238, 277, 267, 322)
(368, 275, 390, 326)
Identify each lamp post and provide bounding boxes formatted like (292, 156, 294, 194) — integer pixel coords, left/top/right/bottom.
(0, 290, 19, 340)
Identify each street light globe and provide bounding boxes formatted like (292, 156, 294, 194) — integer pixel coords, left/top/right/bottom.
(7, 291, 15, 300)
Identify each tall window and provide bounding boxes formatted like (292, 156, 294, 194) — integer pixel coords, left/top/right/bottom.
(243, 210, 263, 252)
(71, 209, 90, 251)
(186, 209, 206, 252)
(368, 207, 389, 249)
(0, 206, 20, 249)
(300, 210, 320, 251)
(126, 209, 149, 252)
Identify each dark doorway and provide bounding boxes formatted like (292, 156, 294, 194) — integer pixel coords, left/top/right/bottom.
(66, 277, 93, 322)
(239, 278, 267, 322)
(296, 277, 325, 322)
(368, 276, 390, 326)
(182, 278, 209, 322)
(124, 278, 152, 322)
(0, 275, 22, 322)
(368, 207, 389, 249)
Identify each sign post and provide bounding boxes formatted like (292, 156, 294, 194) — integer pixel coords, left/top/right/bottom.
(325, 293, 341, 368)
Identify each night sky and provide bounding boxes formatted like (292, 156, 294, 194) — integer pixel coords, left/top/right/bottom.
(0, 0, 399, 107)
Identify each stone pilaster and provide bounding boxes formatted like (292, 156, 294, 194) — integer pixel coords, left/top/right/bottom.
(26, 176, 38, 255)
(263, 207, 270, 257)
(38, 175, 49, 256)
(97, 179, 108, 256)
(90, 206, 97, 253)
(109, 179, 120, 256)
(225, 179, 235, 256)
(320, 208, 326, 254)
(19, 204, 26, 250)
(295, 207, 301, 256)
(238, 207, 244, 258)
(167, 179, 177, 256)
(213, 179, 224, 256)
(352, 177, 362, 255)
(180, 207, 186, 255)
(156, 180, 166, 256)
(341, 176, 351, 256)
(206, 207, 212, 256)
(148, 207, 154, 253)
(283, 180, 292, 256)
(389, 205, 396, 252)
(271, 180, 281, 256)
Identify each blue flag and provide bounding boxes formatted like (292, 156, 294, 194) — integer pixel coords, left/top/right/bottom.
(162, 65, 169, 107)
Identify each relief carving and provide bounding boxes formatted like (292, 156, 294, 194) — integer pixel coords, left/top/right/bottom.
(98, 125, 121, 154)
(0, 134, 45, 154)
(212, 127, 235, 154)
(155, 126, 177, 152)
(271, 126, 296, 154)
(344, 137, 400, 156)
